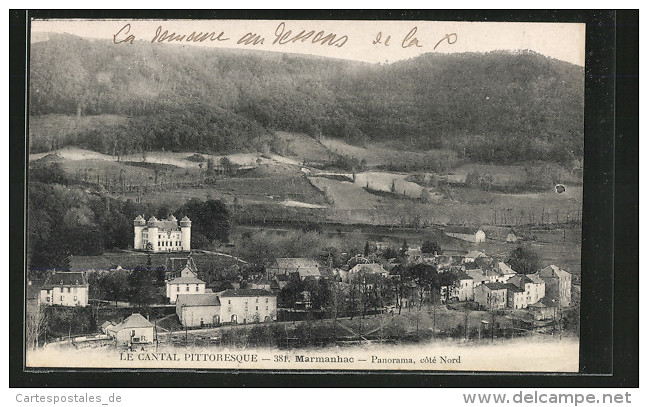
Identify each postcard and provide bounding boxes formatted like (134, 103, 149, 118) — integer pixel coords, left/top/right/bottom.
(25, 17, 584, 372)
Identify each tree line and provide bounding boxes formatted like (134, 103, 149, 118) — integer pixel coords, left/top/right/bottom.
(30, 34, 583, 165)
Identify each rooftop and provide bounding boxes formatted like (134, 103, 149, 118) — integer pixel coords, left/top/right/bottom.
(176, 293, 221, 307)
(219, 289, 276, 297)
(42, 271, 87, 288)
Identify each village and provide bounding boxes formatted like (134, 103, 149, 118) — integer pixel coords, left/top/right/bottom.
(26, 214, 576, 351)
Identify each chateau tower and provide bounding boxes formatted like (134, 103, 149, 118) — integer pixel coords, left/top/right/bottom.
(180, 216, 192, 252)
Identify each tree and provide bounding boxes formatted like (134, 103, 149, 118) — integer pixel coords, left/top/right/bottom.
(507, 246, 540, 274)
(421, 240, 442, 255)
(363, 241, 371, 257)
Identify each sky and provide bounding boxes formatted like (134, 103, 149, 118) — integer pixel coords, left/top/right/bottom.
(31, 19, 586, 66)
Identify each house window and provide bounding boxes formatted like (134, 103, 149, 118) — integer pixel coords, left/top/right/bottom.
(186, 285, 190, 292)
(195, 285, 199, 292)
(46, 297, 50, 302)
(266, 298, 268, 303)
(131, 329, 136, 336)
(176, 286, 180, 292)
(256, 298, 258, 303)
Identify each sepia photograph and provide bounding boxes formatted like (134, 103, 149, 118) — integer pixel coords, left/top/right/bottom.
(23, 16, 586, 373)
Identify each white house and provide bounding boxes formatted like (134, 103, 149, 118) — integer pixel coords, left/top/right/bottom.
(106, 313, 155, 346)
(445, 227, 486, 243)
(508, 273, 546, 306)
(134, 214, 191, 252)
(219, 289, 277, 324)
(166, 265, 206, 304)
(176, 293, 221, 328)
(494, 262, 517, 283)
(39, 271, 89, 307)
(451, 271, 475, 302)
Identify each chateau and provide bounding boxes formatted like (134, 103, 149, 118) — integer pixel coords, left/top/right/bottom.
(133, 214, 191, 252)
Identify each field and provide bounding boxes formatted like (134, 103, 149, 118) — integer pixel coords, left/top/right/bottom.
(320, 137, 458, 169)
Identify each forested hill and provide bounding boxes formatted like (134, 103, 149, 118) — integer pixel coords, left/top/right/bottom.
(30, 33, 584, 164)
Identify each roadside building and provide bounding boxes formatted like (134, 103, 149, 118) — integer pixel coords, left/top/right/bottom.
(39, 271, 89, 307)
(451, 271, 475, 301)
(106, 313, 155, 346)
(506, 230, 518, 243)
(528, 297, 558, 320)
(474, 282, 508, 310)
(166, 274, 206, 304)
(219, 289, 277, 324)
(537, 265, 572, 307)
(176, 293, 221, 328)
(509, 273, 546, 306)
(505, 283, 527, 309)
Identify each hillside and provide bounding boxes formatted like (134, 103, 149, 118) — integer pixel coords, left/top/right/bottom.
(29, 33, 584, 165)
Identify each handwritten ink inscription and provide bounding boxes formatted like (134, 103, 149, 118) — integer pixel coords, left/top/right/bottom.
(112, 22, 456, 52)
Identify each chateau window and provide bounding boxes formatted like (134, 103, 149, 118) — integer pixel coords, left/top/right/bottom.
(67, 287, 71, 293)
(255, 306, 258, 311)
(228, 300, 231, 304)
(256, 298, 258, 303)
(60, 296, 63, 301)
(266, 306, 268, 311)
(46, 297, 50, 302)
(266, 298, 268, 303)
(74, 296, 77, 301)
(158, 242, 160, 246)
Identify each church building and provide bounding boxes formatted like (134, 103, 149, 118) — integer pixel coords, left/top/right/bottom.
(134, 214, 191, 252)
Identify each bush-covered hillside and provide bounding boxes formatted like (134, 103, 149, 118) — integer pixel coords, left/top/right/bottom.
(30, 33, 584, 164)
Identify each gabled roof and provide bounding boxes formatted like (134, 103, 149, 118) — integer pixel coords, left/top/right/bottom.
(507, 274, 534, 289)
(497, 262, 517, 275)
(526, 273, 545, 284)
(482, 282, 509, 291)
(110, 313, 154, 331)
(167, 276, 205, 285)
(42, 271, 87, 289)
(538, 265, 571, 279)
(176, 293, 221, 307)
(466, 270, 489, 282)
(349, 263, 389, 275)
(274, 274, 291, 282)
(504, 283, 525, 293)
(219, 289, 276, 297)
